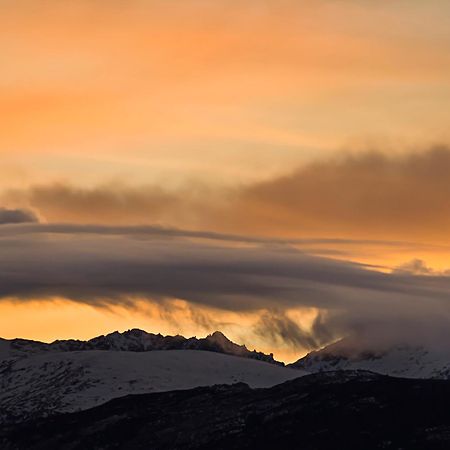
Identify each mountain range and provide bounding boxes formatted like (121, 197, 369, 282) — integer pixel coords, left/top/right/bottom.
(0, 330, 302, 425)
(6, 328, 450, 380)
(0, 329, 280, 365)
(3, 328, 450, 448)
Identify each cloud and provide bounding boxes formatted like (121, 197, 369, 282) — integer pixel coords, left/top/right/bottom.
(4, 183, 188, 225)
(0, 222, 430, 252)
(0, 207, 37, 225)
(5, 146, 450, 244)
(227, 146, 450, 241)
(393, 259, 434, 275)
(254, 311, 334, 351)
(1, 223, 450, 350)
(4, 147, 450, 352)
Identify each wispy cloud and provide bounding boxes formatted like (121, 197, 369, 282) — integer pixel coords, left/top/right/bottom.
(6, 146, 450, 246)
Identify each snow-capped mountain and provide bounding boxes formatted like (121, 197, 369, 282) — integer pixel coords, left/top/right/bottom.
(0, 332, 305, 424)
(0, 329, 281, 365)
(290, 337, 450, 379)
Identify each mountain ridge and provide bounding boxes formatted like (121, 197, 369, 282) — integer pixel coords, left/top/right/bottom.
(1, 329, 282, 366)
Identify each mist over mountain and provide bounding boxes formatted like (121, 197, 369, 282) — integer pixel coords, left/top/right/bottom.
(291, 335, 450, 380)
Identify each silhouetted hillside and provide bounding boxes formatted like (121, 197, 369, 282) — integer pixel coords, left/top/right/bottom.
(3, 371, 450, 450)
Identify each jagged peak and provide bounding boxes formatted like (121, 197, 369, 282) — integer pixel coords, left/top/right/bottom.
(206, 331, 230, 342)
(122, 328, 150, 336)
(2, 329, 284, 366)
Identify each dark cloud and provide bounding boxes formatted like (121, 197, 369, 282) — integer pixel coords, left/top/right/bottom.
(1, 223, 450, 349)
(0, 222, 432, 252)
(4, 147, 450, 351)
(0, 207, 37, 225)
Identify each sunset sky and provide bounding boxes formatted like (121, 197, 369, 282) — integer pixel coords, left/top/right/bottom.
(1, 0, 450, 362)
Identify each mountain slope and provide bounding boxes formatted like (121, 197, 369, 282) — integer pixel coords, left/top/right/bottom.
(0, 329, 281, 365)
(0, 349, 304, 425)
(291, 337, 450, 379)
(3, 371, 450, 450)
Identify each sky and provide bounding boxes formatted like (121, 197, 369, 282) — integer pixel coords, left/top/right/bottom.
(1, 0, 450, 362)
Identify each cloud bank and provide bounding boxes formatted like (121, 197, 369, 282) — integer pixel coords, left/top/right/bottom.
(3, 147, 450, 352)
(1, 223, 450, 350)
(5, 146, 450, 243)
(229, 146, 450, 240)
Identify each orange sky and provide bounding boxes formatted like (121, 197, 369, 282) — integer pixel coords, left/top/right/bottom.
(0, 297, 320, 362)
(1, 1, 450, 360)
(2, 0, 450, 189)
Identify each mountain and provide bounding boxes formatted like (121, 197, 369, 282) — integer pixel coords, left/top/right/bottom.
(0, 349, 304, 425)
(3, 370, 450, 450)
(0, 329, 281, 365)
(290, 337, 450, 379)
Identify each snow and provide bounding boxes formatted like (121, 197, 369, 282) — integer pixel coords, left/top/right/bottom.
(0, 329, 282, 365)
(293, 343, 450, 379)
(0, 349, 306, 423)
